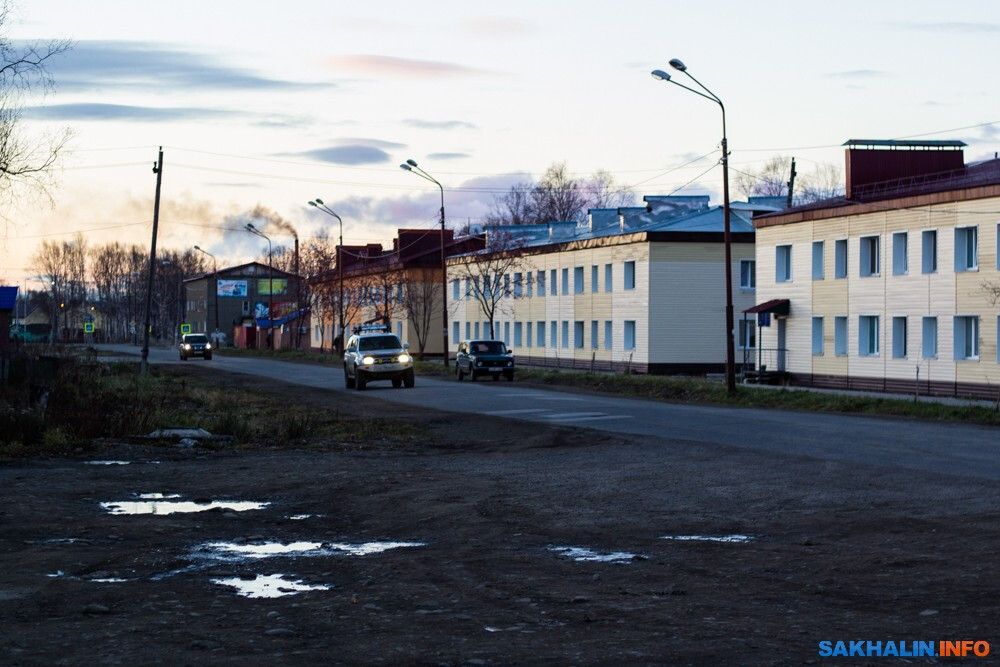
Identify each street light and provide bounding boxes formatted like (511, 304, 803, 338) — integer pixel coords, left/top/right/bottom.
(245, 223, 274, 348)
(651, 58, 736, 394)
(193, 245, 219, 339)
(308, 199, 345, 354)
(400, 159, 449, 368)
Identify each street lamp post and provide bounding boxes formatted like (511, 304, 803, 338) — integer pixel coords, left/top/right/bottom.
(308, 199, 345, 353)
(651, 59, 736, 394)
(245, 223, 274, 348)
(193, 245, 219, 338)
(400, 159, 449, 368)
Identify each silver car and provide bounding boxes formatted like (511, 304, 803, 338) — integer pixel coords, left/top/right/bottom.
(343, 328, 414, 390)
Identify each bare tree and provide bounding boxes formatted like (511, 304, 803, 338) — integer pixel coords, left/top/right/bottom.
(400, 267, 441, 359)
(532, 162, 588, 223)
(797, 162, 845, 204)
(587, 169, 636, 209)
(484, 182, 538, 227)
(453, 230, 527, 339)
(0, 2, 72, 229)
(30, 238, 66, 344)
(734, 156, 791, 200)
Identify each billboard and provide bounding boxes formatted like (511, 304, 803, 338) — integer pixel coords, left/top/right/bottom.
(254, 301, 298, 319)
(218, 280, 248, 297)
(257, 278, 287, 295)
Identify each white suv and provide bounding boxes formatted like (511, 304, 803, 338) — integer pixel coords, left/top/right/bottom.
(343, 326, 414, 390)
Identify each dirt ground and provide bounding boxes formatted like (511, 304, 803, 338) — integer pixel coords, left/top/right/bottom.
(2, 366, 998, 665)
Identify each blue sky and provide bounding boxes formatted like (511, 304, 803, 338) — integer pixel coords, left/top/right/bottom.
(4, 0, 1000, 285)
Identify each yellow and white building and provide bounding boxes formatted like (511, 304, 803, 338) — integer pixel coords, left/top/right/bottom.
(753, 140, 1000, 398)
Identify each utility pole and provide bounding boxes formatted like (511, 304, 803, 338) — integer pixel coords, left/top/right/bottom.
(786, 157, 797, 209)
(141, 147, 164, 376)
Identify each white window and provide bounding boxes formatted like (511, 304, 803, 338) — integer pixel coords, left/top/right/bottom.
(604, 264, 613, 292)
(740, 259, 756, 289)
(955, 226, 978, 271)
(922, 317, 937, 359)
(738, 319, 756, 349)
(452, 279, 460, 301)
(954, 316, 979, 360)
(892, 316, 907, 359)
(834, 239, 847, 279)
(526, 321, 533, 347)
(776, 245, 792, 282)
(550, 321, 557, 348)
(591, 320, 598, 349)
(834, 316, 848, 356)
(574, 267, 584, 294)
(561, 320, 569, 348)
(561, 268, 569, 295)
(922, 230, 937, 273)
(549, 269, 557, 296)
(859, 236, 880, 277)
(604, 320, 612, 350)
(574, 321, 584, 348)
(892, 232, 908, 275)
(859, 316, 879, 356)
(537, 321, 546, 347)
(812, 241, 824, 280)
(812, 317, 824, 355)
(624, 261, 636, 290)
(514, 321, 522, 347)
(591, 265, 598, 293)
(624, 320, 636, 350)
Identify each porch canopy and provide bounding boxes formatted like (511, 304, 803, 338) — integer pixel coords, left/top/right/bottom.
(743, 298, 789, 316)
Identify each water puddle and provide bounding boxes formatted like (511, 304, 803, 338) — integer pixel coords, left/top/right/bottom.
(101, 500, 269, 515)
(212, 574, 332, 599)
(287, 514, 321, 520)
(86, 460, 130, 465)
(197, 540, 424, 562)
(661, 534, 754, 543)
(137, 493, 181, 499)
(548, 546, 638, 564)
(46, 571, 65, 578)
(91, 578, 129, 583)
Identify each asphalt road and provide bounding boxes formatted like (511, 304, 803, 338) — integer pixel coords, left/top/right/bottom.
(99, 344, 1000, 480)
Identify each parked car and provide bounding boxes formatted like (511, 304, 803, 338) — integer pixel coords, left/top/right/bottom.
(179, 333, 213, 360)
(343, 325, 414, 390)
(455, 339, 514, 381)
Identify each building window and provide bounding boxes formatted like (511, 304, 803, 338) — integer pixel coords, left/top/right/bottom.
(474, 321, 480, 339)
(740, 259, 756, 289)
(955, 226, 978, 271)
(892, 316, 907, 359)
(922, 230, 937, 273)
(550, 321, 557, 348)
(452, 321, 459, 342)
(624, 261, 636, 290)
(514, 321, 522, 347)
(922, 316, 937, 359)
(776, 245, 792, 282)
(537, 270, 546, 295)
(812, 317, 823, 355)
(561, 268, 569, 295)
(574, 321, 584, 348)
(561, 320, 569, 348)
(892, 232, 908, 275)
(604, 320, 612, 350)
(465, 278, 472, 297)
(526, 274, 533, 298)
(738, 319, 756, 349)
(504, 321, 511, 345)
(954, 316, 979, 360)
(526, 321, 533, 347)
(452, 279, 460, 301)
(812, 241, 824, 280)
(859, 236, 880, 277)
(591, 320, 598, 349)
(465, 321, 471, 339)
(859, 315, 879, 356)
(574, 267, 584, 294)
(513, 272, 523, 298)
(591, 265, 598, 293)
(537, 321, 545, 347)
(834, 239, 847, 279)
(604, 264, 613, 292)
(504, 274, 511, 297)
(624, 320, 636, 350)
(834, 316, 848, 356)
(550, 269, 557, 296)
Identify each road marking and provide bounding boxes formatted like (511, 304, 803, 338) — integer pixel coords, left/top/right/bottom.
(485, 409, 552, 416)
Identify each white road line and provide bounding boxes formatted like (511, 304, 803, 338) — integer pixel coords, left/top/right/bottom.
(484, 409, 552, 416)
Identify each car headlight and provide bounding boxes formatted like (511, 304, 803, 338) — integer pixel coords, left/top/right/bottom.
(362, 356, 375, 365)
(397, 353, 411, 364)
(205, 343, 212, 350)
(476, 360, 482, 366)
(507, 361, 512, 367)
(184, 344, 191, 350)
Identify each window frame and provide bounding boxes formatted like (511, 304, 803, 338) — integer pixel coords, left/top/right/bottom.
(739, 259, 756, 290)
(776, 245, 792, 283)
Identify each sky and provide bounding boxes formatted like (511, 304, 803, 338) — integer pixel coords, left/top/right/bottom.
(4, 0, 1000, 288)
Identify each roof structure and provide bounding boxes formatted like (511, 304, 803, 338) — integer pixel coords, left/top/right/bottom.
(183, 261, 300, 284)
(843, 139, 967, 149)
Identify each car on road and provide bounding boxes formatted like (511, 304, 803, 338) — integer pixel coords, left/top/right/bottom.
(179, 333, 213, 360)
(456, 339, 514, 381)
(343, 326, 414, 390)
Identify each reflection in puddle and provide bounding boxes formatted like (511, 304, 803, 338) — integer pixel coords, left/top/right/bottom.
(212, 574, 331, 599)
(86, 460, 130, 465)
(661, 534, 754, 543)
(46, 571, 65, 578)
(548, 546, 637, 564)
(198, 540, 424, 561)
(91, 578, 129, 583)
(287, 514, 321, 520)
(101, 500, 269, 515)
(137, 493, 181, 499)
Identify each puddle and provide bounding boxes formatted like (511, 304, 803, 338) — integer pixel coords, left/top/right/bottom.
(137, 493, 181, 499)
(212, 574, 331, 599)
(101, 500, 269, 515)
(485, 626, 502, 633)
(661, 534, 754, 543)
(86, 460, 130, 465)
(197, 540, 424, 562)
(548, 546, 638, 564)
(91, 578, 129, 583)
(287, 514, 321, 520)
(46, 571, 65, 578)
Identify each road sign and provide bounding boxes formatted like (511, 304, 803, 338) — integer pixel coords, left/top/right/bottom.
(84, 322, 94, 334)
(180, 323, 192, 334)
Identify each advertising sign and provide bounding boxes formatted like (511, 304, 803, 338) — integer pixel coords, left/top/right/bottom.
(217, 280, 248, 297)
(257, 278, 287, 295)
(254, 301, 297, 319)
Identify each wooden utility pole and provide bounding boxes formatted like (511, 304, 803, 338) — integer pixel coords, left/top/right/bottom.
(786, 157, 797, 209)
(141, 147, 164, 376)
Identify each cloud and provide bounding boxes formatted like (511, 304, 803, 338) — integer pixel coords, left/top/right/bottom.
(47, 40, 333, 93)
(334, 137, 406, 150)
(296, 146, 392, 165)
(825, 69, 888, 79)
(457, 16, 533, 37)
(326, 55, 492, 78)
(893, 21, 1000, 33)
(23, 103, 244, 122)
(427, 152, 471, 160)
(403, 119, 478, 130)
